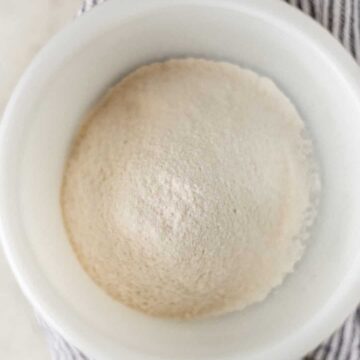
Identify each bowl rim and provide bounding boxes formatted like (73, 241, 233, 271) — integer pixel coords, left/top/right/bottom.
(1, 0, 360, 359)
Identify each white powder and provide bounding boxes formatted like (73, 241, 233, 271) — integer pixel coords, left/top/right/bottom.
(62, 58, 320, 319)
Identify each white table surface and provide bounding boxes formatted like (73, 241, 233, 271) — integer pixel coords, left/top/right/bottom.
(0, 1, 80, 358)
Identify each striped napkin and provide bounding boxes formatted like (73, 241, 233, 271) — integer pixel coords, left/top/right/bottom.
(39, 1, 360, 359)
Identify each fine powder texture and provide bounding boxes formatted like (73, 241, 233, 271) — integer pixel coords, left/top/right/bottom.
(62, 58, 320, 319)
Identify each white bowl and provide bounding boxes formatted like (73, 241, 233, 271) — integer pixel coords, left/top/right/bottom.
(1, 1, 360, 359)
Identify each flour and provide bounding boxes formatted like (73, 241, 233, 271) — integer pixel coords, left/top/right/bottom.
(61, 58, 320, 319)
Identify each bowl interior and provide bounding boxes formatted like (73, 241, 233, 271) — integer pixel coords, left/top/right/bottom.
(5, 1, 360, 359)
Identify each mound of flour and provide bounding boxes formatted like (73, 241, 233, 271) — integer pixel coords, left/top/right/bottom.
(62, 58, 320, 319)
